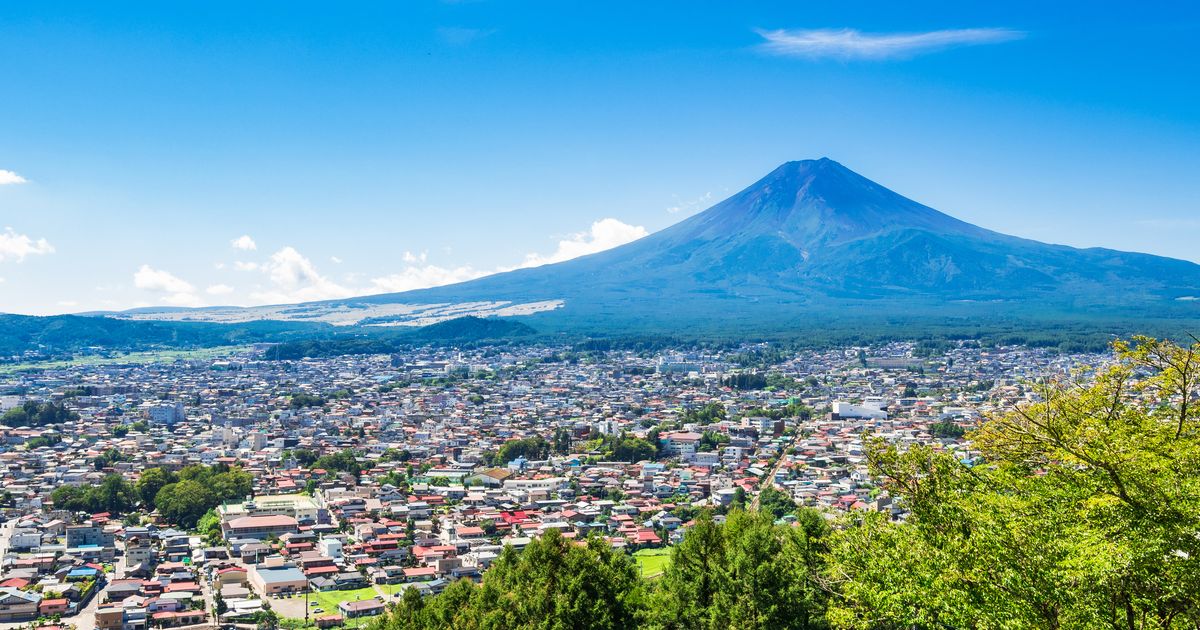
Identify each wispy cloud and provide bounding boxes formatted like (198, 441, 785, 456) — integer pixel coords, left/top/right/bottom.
(755, 27, 1024, 60)
(0, 170, 28, 185)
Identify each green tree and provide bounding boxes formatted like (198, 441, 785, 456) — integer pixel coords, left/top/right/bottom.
(52, 485, 95, 513)
(476, 529, 645, 628)
(612, 437, 657, 463)
(827, 336, 1200, 629)
(927, 419, 965, 439)
(372, 530, 645, 629)
(197, 510, 223, 546)
(291, 448, 319, 467)
(722, 373, 768, 390)
(136, 467, 177, 509)
(654, 511, 726, 629)
(312, 449, 364, 477)
(288, 392, 326, 409)
(698, 430, 730, 452)
(654, 509, 828, 629)
(52, 474, 136, 514)
(380, 448, 411, 463)
(155, 480, 216, 528)
(92, 448, 128, 470)
(496, 436, 550, 464)
(757, 486, 797, 521)
(210, 467, 253, 501)
(553, 427, 573, 455)
(249, 609, 279, 629)
(26, 434, 61, 449)
(1, 401, 79, 427)
(730, 487, 747, 511)
(95, 473, 137, 513)
(682, 402, 727, 424)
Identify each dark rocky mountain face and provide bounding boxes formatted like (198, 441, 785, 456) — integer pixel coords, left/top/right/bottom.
(354, 158, 1200, 328)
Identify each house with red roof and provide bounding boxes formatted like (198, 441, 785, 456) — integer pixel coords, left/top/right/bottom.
(221, 514, 299, 540)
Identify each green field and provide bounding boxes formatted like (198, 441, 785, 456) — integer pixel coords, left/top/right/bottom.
(633, 548, 672, 578)
(0, 345, 248, 374)
(376, 582, 409, 598)
(278, 587, 384, 629)
(308, 586, 381, 613)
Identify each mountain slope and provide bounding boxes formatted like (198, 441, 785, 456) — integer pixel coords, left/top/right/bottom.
(346, 158, 1200, 325)
(95, 158, 1200, 336)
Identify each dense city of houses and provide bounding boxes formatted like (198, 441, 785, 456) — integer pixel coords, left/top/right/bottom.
(0, 341, 1101, 629)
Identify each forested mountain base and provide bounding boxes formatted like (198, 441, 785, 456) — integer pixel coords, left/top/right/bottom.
(361, 336, 1200, 630)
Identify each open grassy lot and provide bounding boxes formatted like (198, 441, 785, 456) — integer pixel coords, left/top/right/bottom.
(0, 345, 248, 374)
(376, 582, 409, 598)
(279, 587, 383, 628)
(308, 586, 381, 613)
(633, 548, 672, 578)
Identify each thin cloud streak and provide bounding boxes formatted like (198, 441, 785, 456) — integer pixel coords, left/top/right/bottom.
(755, 27, 1025, 60)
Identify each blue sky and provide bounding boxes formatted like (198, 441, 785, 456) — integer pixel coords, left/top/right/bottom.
(1, 1, 1198, 314)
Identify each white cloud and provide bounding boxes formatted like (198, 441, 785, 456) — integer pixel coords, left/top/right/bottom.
(514, 218, 648, 269)
(0, 228, 55, 262)
(123, 217, 652, 308)
(231, 235, 257, 251)
(249, 246, 357, 303)
(133, 264, 204, 307)
(0, 170, 27, 185)
(755, 27, 1024, 60)
(370, 264, 490, 293)
(134, 265, 194, 294)
(330, 256, 343, 264)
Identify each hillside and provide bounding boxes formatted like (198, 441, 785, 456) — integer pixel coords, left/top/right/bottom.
(16, 159, 1200, 348)
(343, 158, 1200, 330)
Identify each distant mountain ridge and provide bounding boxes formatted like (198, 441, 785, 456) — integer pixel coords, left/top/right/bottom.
(51, 158, 1200, 346)
(343, 158, 1200, 327)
